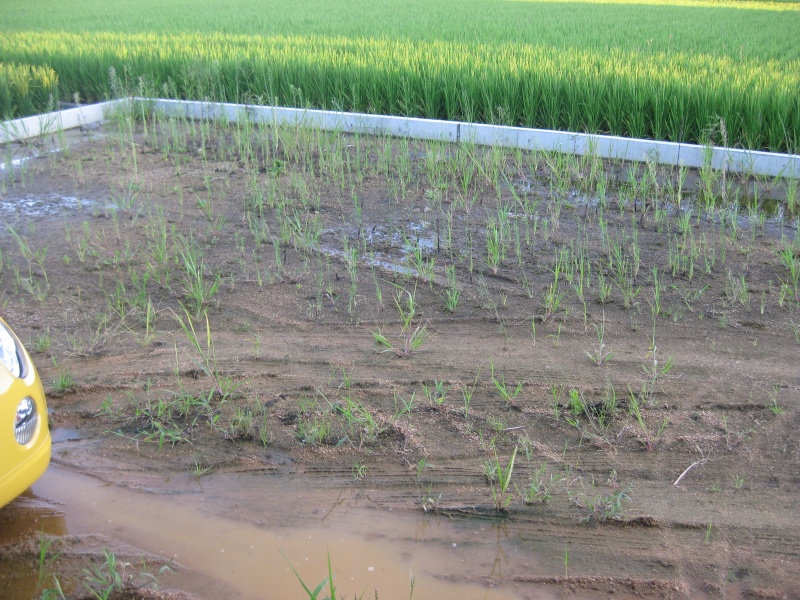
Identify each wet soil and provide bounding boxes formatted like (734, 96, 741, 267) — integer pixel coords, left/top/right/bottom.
(1, 118, 799, 599)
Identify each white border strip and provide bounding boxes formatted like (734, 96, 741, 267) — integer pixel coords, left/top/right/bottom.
(3, 98, 799, 178)
(0, 100, 126, 145)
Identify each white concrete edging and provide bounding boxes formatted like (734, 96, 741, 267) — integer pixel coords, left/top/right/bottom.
(3, 97, 799, 179)
(0, 100, 127, 145)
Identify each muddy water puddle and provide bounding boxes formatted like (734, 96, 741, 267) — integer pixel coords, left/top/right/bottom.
(0, 464, 553, 599)
(0, 194, 111, 220)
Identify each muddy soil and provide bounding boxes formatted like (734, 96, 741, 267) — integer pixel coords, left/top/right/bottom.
(1, 116, 798, 600)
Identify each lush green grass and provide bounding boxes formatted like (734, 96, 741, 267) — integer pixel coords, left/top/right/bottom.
(0, 62, 58, 119)
(1, 0, 799, 151)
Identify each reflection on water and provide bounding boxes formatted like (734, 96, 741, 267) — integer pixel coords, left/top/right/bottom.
(0, 467, 539, 600)
(0, 489, 67, 544)
(0, 490, 69, 600)
(50, 427, 82, 443)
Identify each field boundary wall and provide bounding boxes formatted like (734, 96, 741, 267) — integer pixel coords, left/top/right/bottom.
(3, 98, 799, 179)
(0, 100, 126, 145)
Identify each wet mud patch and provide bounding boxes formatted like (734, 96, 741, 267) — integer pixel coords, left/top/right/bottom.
(1, 115, 799, 599)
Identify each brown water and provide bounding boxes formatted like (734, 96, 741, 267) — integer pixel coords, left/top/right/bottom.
(2, 465, 547, 599)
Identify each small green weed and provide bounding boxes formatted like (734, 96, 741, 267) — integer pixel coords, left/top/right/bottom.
(422, 380, 450, 406)
(569, 485, 631, 524)
(490, 359, 523, 404)
(53, 370, 75, 394)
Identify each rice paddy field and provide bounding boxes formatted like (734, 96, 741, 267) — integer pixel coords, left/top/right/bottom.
(0, 97, 799, 599)
(1, 2, 800, 598)
(2, 0, 800, 152)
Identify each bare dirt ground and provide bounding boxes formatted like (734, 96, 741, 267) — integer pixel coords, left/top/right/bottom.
(1, 113, 799, 599)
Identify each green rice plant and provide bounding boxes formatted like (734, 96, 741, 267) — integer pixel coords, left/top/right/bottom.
(372, 324, 428, 357)
(80, 548, 172, 600)
(64, 310, 128, 357)
(569, 485, 631, 524)
(790, 320, 800, 344)
(541, 251, 568, 324)
(768, 385, 784, 416)
(331, 236, 356, 313)
(704, 523, 713, 544)
(52, 369, 75, 395)
(627, 387, 668, 451)
(29, 327, 52, 355)
(404, 236, 435, 284)
(339, 236, 358, 283)
(442, 284, 460, 312)
(11, 266, 48, 302)
(627, 387, 649, 445)
(786, 178, 798, 214)
(567, 388, 587, 416)
(605, 243, 641, 309)
(0, 62, 58, 119)
(35, 532, 66, 600)
(191, 458, 213, 479)
(372, 287, 429, 357)
(596, 271, 613, 304)
(584, 312, 613, 366)
(548, 384, 562, 420)
(110, 181, 140, 213)
(81, 550, 130, 600)
(676, 208, 692, 235)
(258, 416, 271, 447)
(442, 264, 460, 312)
(137, 298, 158, 348)
(487, 446, 518, 513)
(222, 406, 256, 441)
(351, 461, 367, 480)
(173, 307, 239, 401)
(130, 388, 217, 448)
(650, 266, 664, 318)
(392, 390, 418, 420)
(7, 225, 47, 278)
(138, 416, 190, 449)
(461, 367, 480, 417)
(284, 209, 323, 253)
(285, 552, 343, 600)
(569, 379, 620, 434)
(524, 464, 560, 504)
(484, 219, 504, 274)
(490, 359, 523, 404)
(572, 246, 590, 329)
(330, 395, 385, 446)
(195, 191, 221, 226)
(640, 340, 674, 406)
(486, 415, 508, 435)
(336, 367, 352, 392)
(667, 235, 690, 282)
(6, 226, 49, 301)
(671, 283, 708, 312)
(295, 398, 333, 445)
(776, 246, 799, 304)
(69, 221, 90, 264)
(369, 266, 383, 306)
(724, 269, 751, 308)
(422, 380, 450, 407)
(176, 234, 221, 317)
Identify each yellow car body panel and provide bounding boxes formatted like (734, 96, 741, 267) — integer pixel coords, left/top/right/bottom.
(0, 319, 50, 509)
